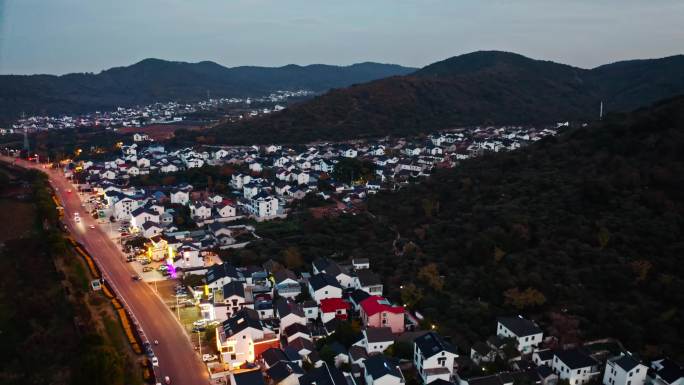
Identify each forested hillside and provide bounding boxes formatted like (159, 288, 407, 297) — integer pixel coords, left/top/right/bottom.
(208, 51, 684, 144)
(0, 59, 414, 123)
(239, 96, 684, 360)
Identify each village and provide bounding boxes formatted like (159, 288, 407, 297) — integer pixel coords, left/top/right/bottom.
(15, 121, 674, 385)
(0, 89, 312, 134)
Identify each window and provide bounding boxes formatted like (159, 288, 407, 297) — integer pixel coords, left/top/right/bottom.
(230, 354, 236, 360)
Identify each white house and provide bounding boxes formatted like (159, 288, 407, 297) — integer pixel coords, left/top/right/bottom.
(496, 316, 543, 353)
(552, 349, 599, 385)
(308, 273, 343, 304)
(247, 193, 279, 220)
(273, 269, 301, 299)
(218, 202, 237, 218)
(170, 190, 190, 205)
(341, 148, 358, 158)
(414, 332, 458, 384)
(231, 173, 251, 189)
(130, 207, 160, 230)
(364, 355, 405, 385)
(275, 298, 306, 334)
(113, 197, 138, 220)
(215, 309, 279, 369)
(174, 243, 204, 269)
(141, 222, 163, 239)
(219, 281, 252, 319)
(363, 327, 394, 355)
(190, 202, 212, 220)
(603, 355, 647, 385)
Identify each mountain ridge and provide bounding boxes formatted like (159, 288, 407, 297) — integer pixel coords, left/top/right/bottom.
(0, 59, 416, 123)
(207, 51, 684, 144)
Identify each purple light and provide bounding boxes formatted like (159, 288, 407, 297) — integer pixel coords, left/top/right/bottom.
(166, 261, 177, 279)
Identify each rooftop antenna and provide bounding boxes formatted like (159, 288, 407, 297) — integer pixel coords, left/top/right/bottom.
(599, 101, 604, 120)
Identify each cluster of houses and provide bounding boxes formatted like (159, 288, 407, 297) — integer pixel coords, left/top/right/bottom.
(192, 256, 426, 384)
(74, 122, 564, 221)
(5, 89, 312, 134)
(205, 266, 684, 385)
(464, 317, 683, 385)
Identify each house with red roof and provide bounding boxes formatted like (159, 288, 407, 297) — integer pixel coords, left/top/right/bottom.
(359, 296, 404, 333)
(319, 298, 350, 323)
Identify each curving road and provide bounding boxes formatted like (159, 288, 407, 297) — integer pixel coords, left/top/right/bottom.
(2, 156, 209, 385)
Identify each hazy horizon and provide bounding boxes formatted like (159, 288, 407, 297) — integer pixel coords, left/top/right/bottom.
(1, 0, 683, 75)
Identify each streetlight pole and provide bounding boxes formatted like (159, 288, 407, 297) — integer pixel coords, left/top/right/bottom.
(197, 330, 202, 357)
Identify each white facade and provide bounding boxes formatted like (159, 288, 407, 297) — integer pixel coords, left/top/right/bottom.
(603, 356, 647, 385)
(248, 196, 279, 219)
(497, 319, 543, 352)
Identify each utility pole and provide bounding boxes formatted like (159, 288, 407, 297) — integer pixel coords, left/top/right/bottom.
(197, 330, 202, 357)
(600, 101, 604, 120)
(22, 112, 30, 156)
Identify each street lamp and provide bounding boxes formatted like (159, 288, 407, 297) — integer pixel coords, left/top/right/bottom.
(197, 329, 202, 358)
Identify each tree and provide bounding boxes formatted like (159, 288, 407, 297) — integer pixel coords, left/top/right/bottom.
(320, 344, 336, 366)
(74, 345, 125, 385)
(401, 283, 424, 308)
(503, 287, 546, 309)
(630, 259, 652, 282)
(418, 263, 444, 291)
(283, 246, 304, 269)
(384, 341, 413, 359)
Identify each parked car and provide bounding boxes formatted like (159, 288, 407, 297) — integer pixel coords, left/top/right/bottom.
(192, 319, 206, 327)
(151, 356, 159, 366)
(131, 275, 141, 281)
(202, 354, 218, 362)
(142, 266, 153, 272)
(191, 326, 206, 333)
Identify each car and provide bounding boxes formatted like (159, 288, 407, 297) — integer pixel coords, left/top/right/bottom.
(202, 354, 218, 362)
(191, 326, 206, 333)
(140, 260, 151, 265)
(74, 217, 81, 223)
(151, 356, 159, 366)
(193, 319, 207, 327)
(66, 189, 72, 193)
(131, 275, 141, 281)
(89, 225, 95, 229)
(207, 320, 221, 326)
(164, 376, 171, 384)
(174, 293, 187, 298)
(142, 266, 153, 272)
(158, 265, 169, 271)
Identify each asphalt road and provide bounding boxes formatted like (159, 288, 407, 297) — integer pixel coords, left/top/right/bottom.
(2, 157, 210, 385)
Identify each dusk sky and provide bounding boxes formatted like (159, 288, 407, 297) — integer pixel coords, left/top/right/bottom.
(1, 0, 682, 75)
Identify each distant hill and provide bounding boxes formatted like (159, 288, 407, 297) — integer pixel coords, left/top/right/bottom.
(0, 59, 415, 123)
(209, 51, 684, 144)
